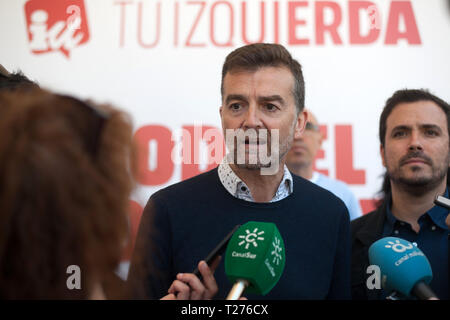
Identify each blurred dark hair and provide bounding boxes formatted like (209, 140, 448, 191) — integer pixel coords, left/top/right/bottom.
(0, 88, 136, 299)
(0, 67, 38, 91)
(221, 43, 305, 114)
(377, 89, 450, 207)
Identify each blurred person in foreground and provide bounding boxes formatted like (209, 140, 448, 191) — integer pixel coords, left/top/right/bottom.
(0, 64, 38, 91)
(286, 109, 362, 220)
(0, 88, 218, 299)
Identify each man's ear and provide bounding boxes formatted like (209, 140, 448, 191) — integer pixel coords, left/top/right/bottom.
(380, 144, 386, 168)
(295, 110, 308, 136)
(317, 129, 324, 148)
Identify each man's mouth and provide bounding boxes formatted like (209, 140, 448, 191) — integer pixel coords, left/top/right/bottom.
(401, 157, 429, 166)
(400, 151, 432, 167)
(243, 137, 267, 145)
(291, 145, 306, 152)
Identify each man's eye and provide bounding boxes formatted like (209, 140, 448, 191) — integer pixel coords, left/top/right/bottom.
(265, 103, 278, 111)
(425, 130, 438, 136)
(393, 131, 406, 138)
(230, 103, 241, 111)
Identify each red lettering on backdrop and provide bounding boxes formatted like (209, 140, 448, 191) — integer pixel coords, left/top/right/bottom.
(241, 1, 265, 44)
(131, 122, 374, 215)
(116, 1, 132, 48)
(115, 0, 422, 49)
(359, 198, 377, 214)
(273, 1, 280, 43)
(335, 125, 366, 184)
(122, 200, 143, 261)
(349, 1, 380, 44)
(315, 1, 343, 45)
(186, 1, 207, 47)
(288, 1, 309, 45)
(210, 1, 234, 47)
(313, 124, 329, 176)
(174, 1, 179, 46)
(181, 126, 224, 181)
(385, 1, 421, 44)
(137, 1, 160, 48)
(134, 125, 174, 186)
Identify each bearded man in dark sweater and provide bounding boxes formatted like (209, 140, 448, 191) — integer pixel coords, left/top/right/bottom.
(127, 43, 351, 300)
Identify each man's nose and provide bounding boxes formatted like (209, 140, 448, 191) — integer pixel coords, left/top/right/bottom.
(294, 130, 304, 140)
(242, 104, 263, 129)
(408, 130, 423, 151)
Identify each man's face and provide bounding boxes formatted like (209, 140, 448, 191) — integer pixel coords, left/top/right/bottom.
(286, 111, 322, 170)
(220, 66, 305, 171)
(381, 101, 450, 190)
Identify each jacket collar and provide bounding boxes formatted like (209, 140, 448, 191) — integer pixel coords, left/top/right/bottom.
(354, 196, 390, 246)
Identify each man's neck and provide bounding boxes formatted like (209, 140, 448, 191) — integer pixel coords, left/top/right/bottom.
(288, 163, 313, 180)
(390, 180, 447, 233)
(230, 163, 286, 203)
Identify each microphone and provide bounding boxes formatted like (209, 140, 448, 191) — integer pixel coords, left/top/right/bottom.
(224, 221, 285, 300)
(434, 195, 450, 228)
(434, 195, 450, 210)
(368, 236, 438, 300)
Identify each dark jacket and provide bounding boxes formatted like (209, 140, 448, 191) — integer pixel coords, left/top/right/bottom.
(350, 198, 389, 300)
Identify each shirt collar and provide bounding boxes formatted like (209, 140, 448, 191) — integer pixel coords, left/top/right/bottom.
(386, 188, 450, 231)
(384, 201, 397, 235)
(218, 161, 293, 202)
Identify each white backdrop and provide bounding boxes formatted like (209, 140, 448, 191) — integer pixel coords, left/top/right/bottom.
(1, 0, 450, 271)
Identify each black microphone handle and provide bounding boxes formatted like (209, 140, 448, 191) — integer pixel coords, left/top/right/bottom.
(411, 281, 438, 300)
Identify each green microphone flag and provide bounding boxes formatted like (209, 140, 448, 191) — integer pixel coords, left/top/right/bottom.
(224, 221, 285, 299)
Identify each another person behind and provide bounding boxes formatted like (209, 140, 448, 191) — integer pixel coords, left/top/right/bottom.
(351, 89, 449, 300)
(286, 109, 363, 220)
(128, 43, 351, 300)
(0, 88, 217, 299)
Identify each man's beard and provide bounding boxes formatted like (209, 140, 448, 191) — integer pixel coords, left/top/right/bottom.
(387, 150, 449, 196)
(225, 126, 295, 173)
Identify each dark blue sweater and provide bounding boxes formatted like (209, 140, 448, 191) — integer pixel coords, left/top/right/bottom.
(128, 168, 351, 299)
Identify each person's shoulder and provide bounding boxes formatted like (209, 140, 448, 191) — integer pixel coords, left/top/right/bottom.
(316, 172, 353, 193)
(292, 173, 344, 202)
(151, 167, 218, 200)
(291, 172, 349, 217)
(350, 207, 383, 233)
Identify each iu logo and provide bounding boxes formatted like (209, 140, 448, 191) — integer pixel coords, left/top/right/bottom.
(24, 0, 90, 58)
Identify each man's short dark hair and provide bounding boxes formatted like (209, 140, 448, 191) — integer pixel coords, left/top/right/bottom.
(221, 43, 305, 114)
